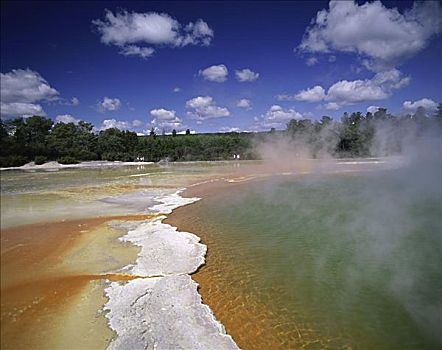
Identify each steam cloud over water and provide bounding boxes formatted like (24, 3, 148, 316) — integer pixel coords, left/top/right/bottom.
(248, 118, 442, 346)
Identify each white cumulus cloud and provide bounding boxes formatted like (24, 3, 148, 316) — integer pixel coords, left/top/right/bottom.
(297, 0, 442, 70)
(0, 102, 46, 117)
(285, 69, 410, 110)
(236, 98, 252, 110)
(253, 105, 303, 130)
(98, 97, 121, 112)
(367, 106, 381, 114)
(55, 114, 81, 124)
(199, 64, 228, 82)
(324, 102, 341, 111)
(235, 68, 259, 82)
(99, 119, 131, 131)
(402, 98, 438, 114)
(326, 69, 410, 107)
(150, 108, 183, 131)
(278, 85, 326, 102)
(186, 96, 230, 121)
(96, 118, 145, 132)
(1, 68, 59, 118)
(93, 10, 213, 59)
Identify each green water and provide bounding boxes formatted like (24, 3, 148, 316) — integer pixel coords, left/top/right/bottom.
(199, 167, 442, 349)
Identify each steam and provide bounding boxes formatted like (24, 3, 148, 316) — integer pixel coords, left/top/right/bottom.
(249, 117, 442, 344)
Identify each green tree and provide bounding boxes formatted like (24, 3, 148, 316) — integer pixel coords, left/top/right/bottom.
(47, 121, 97, 161)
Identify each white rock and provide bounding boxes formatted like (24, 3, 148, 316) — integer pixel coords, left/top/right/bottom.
(119, 217, 207, 276)
(149, 189, 200, 214)
(105, 275, 238, 350)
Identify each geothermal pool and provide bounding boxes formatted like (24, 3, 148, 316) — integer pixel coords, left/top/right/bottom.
(1, 159, 441, 349)
(171, 165, 442, 349)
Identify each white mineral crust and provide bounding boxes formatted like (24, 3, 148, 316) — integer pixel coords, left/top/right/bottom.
(104, 189, 239, 349)
(105, 275, 238, 350)
(119, 216, 207, 276)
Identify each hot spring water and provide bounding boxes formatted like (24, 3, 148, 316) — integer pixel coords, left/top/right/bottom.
(191, 168, 442, 349)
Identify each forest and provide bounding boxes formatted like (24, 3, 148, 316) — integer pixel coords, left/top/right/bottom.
(1, 104, 441, 167)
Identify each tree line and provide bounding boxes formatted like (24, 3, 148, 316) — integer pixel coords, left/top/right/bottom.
(0, 104, 440, 167)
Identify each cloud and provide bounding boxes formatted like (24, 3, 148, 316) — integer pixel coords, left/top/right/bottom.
(58, 96, 80, 106)
(297, 0, 442, 70)
(132, 119, 144, 127)
(173, 87, 181, 93)
(306, 57, 318, 66)
(253, 105, 303, 130)
(324, 102, 341, 111)
(0, 68, 59, 118)
(93, 10, 213, 59)
(236, 98, 252, 110)
(327, 69, 410, 107)
(0, 102, 46, 117)
(287, 69, 409, 110)
(235, 68, 259, 82)
(99, 119, 131, 130)
(199, 64, 228, 82)
(186, 96, 230, 121)
(278, 85, 326, 102)
(98, 97, 121, 112)
(119, 45, 155, 59)
(297, 86, 326, 102)
(97, 118, 145, 132)
(367, 105, 381, 114)
(327, 79, 388, 103)
(219, 126, 240, 133)
(402, 98, 438, 114)
(55, 114, 81, 124)
(150, 108, 183, 131)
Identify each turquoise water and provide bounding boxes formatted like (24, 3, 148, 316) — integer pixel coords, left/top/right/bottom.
(197, 165, 442, 348)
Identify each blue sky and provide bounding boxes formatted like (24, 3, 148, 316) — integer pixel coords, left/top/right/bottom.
(1, 0, 441, 134)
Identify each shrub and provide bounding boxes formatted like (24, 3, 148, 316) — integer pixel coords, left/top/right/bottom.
(77, 150, 98, 161)
(0, 155, 29, 167)
(57, 156, 79, 164)
(34, 155, 47, 165)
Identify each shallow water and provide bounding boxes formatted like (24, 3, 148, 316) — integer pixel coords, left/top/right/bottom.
(0, 163, 233, 228)
(190, 167, 442, 349)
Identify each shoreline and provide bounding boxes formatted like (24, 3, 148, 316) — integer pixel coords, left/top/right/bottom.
(102, 189, 239, 350)
(164, 178, 268, 349)
(0, 157, 395, 172)
(0, 160, 155, 171)
(163, 161, 402, 349)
